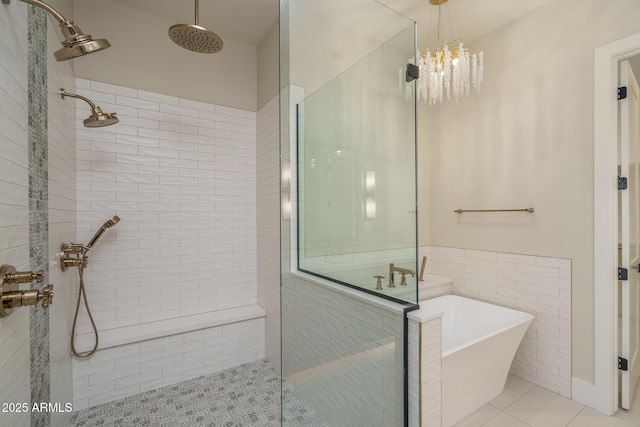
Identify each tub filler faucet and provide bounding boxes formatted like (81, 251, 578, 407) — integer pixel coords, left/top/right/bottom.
(388, 263, 415, 287)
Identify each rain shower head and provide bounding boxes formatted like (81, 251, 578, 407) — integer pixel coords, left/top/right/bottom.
(60, 90, 119, 128)
(9, 0, 111, 61)
(169, 0, 223, 53)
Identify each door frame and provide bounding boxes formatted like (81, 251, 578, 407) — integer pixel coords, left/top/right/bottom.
(589, 31, 640, 415)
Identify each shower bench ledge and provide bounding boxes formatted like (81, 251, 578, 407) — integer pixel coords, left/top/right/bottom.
(75, 304, 266, 352)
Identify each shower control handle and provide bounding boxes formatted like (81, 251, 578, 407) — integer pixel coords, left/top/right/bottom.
(0, 264, 54, 317)
(3, 269, 44, 284)
(2, 284, 54, 310)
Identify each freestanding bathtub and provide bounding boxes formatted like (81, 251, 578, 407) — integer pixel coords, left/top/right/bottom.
(417, 295, 533, 426)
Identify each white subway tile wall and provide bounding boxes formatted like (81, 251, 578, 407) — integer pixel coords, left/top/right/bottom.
(408, 316, 443, 427)
(282, 273, 407, 427)
(257, 94, 280, 372)
(47, 13, 77, 427)
(0, 3, 30, 427)
(73, 78, 264, 407)
(75, 77, 257, 335)
(423, 246, 572, 398)
(72, 317, 265, 409)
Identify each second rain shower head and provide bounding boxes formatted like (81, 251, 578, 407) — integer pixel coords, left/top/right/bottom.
(169, 0, 223, 54)
(60, 89, 119, 128)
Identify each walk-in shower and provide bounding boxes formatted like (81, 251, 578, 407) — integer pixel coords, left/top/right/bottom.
(2, 0, 111, 60)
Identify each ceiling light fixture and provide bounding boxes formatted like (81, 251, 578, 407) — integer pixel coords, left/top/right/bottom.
(417, 0, 483, 105)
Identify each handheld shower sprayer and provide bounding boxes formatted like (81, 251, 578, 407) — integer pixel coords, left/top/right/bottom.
(60, 215, 120, 270)
(86, 215, 120, 249)
(60, 215, 121, 358)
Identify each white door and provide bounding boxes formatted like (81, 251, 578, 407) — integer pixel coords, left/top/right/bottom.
(620, 59, 640, 410)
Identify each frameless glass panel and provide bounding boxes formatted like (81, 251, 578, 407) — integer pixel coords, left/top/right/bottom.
(280, 1, 418, 426)
(297, 24, 418, 305)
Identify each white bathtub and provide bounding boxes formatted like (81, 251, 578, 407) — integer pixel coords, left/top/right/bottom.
(417, 295, 533, 427)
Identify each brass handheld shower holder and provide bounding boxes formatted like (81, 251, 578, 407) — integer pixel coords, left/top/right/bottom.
(59, 243, 90, 271)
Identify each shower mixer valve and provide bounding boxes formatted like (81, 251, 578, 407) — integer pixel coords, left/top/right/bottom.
(0, 264, 54, 318)
(59, 243, 90, 271)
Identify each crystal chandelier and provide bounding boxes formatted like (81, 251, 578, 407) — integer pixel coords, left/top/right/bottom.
(416, 0, 484, 105)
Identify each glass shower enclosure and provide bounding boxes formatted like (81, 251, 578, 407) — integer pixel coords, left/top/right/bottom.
(297, 26, 418, 304)
(280, 0, 419, 425)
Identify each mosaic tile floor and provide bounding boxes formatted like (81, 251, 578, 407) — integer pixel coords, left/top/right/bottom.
(71, 359, 326, 427)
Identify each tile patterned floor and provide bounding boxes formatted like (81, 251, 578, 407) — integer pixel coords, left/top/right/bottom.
(70, 362, 640, 427)
(454, 374, 640, 427)
(70, 359, 326, 427)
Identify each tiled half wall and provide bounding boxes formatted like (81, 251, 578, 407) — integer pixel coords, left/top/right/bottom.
(421, 246, 572, 398)
(408, 315, 442, 427)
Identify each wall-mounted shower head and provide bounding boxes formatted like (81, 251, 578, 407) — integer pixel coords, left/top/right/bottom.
(169, 0, 223, 53)
(6, 0, 111, 61)
(86, 215, 120, 249)
(60, 89, 119, 128)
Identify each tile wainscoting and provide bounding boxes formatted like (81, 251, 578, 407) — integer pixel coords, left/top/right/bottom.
(421, 246, 572, 398)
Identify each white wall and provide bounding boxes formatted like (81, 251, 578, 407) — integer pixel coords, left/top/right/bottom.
(289, 0, 415, 96)
(73, 0, 257, 111)
(257, 21, 279, 110)
(74, 78, 258, 349)
(419, 0, 640, 385)
(0, 2, 30, 426)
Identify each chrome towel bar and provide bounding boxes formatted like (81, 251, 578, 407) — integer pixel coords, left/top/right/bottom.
(454, 207, 535, 214)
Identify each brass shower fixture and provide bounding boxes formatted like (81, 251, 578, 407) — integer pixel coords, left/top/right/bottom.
(169, 0, 223, 53)
(60, 89, 119, 128)
(2, 0, 111, 61)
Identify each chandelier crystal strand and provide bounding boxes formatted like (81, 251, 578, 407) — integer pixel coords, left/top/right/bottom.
(418, 54, 427, 101)
(443, 45, 452, 100)
(477, 51, 484, 91)
(471, 53, 478, 90)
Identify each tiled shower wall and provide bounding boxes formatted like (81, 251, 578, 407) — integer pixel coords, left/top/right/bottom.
(256, 93, 280, 372)
(72, 79, 265, 406)
(27, 7, 50, 427)
(47, 8, 77, 427)
(423, 245, 572, 398)
(282, 273, 408, 427)
(0, 4, 76, 426)
(74, 78, 258, 341)
(408, 315, 442, 427)
(0, 2, 30, 426)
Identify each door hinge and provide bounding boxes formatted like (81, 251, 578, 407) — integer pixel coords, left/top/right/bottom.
(619, 357, 629, 371)
(619, 176, 628, 190)
(619, 86, 628, 100)
(619, 267, 629, 281)
(406, 63, 419, 82)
